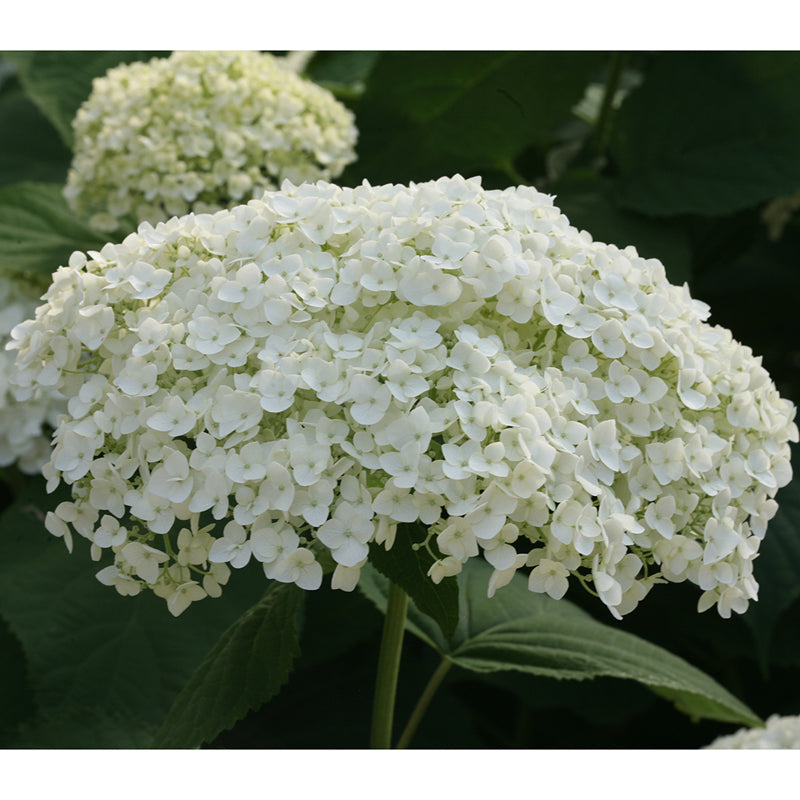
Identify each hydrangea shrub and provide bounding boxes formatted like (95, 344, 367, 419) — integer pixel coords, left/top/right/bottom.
(0, 273, 65, 473)
(8, 176, 797, 618)
(63, 51, 358, 233)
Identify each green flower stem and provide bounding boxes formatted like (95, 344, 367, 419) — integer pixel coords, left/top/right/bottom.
(592, 51, 628, 157)
(396, 657, 452, 750)
(370, 580, 409, 749)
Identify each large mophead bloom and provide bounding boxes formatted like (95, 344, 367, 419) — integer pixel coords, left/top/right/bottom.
(9, 176, 797, 617)
(63, 50, 358, 233)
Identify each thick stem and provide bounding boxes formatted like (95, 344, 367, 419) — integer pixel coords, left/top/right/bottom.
(370, 580, 408, 748)
(396, 657, 452, 750)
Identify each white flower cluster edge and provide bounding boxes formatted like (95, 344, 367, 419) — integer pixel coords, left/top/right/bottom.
(63, 51, 358, 234)
(706, 714, 800, 749)
(8, 175, 797, 617)
(0, 273, 65, 473)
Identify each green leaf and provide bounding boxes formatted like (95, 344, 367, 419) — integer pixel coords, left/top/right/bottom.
(307, 51, 379, 97)
(0, 483, 270, 747)
(0, 182, 107, 280)
(688, 231, 800, 405)
(0, 76, 71, 188)
(294, 582, 382, 671)
(475, 669, 655, 727)
(767, 598, 800, 668)
(611, 52, 800, 216)
(12, 706, 156, 749)
(347, 51, 607, 186)
(153, 580, 304, 748)
(0, 613, 36, 745)
(742, 466, 800, 667)
(554, 171, 693, 284)
(359, 559, 761, 727)
(368, 522, 459, 639)
(3, 51, 168, 146)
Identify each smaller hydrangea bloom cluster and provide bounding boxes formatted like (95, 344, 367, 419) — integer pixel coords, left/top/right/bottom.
(9, 176, 796, 618)
(63, 51, 357, 233)
(706, 715, 800, 749)
(0, 273, 65, 473)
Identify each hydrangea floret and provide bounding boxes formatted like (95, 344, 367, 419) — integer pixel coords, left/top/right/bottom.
(9, 176, 797, 618)
(63, 51, 358, 233)
(0, 273, 65, 473)
(705, 714, 800, 749)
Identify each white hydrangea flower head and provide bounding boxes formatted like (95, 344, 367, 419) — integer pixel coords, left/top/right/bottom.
(9, 176, 797, 618)
(705, 714, 800, 749)
(63, 51, 358, 233)
(0, 273, 66, 473)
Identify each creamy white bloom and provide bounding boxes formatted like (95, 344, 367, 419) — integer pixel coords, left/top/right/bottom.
(705, 714, 800, 749)
(0, 273, 66, 473)
(10, 176, 796, 618)
(64, 51, 358, 233)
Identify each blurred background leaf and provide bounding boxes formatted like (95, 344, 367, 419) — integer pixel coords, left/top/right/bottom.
(344, 51, 608, 187)
(741, 451, 800, 669)
(0, 182, 107, 281)
(2, 51, 168, 147)
(552, 170, 693, 284)
(0, 69, 71, 188)
(0, 613, 36, 746)
(610, 52, 800, 216)
(306, 50, 379, 98)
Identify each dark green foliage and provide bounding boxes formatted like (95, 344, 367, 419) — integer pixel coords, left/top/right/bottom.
(0, 483, 270, 747)
(0, 182, 107, 280)
(3, 51, 168, 146)
(553, 172, 693, 284)
(360, 559, 761, 728)
(153, 581, 305, 748)
(610, 52, 800, 216)
(0, 614, 36, 746)
(742, 451, 800, 667)
(344, 51, 606, 186)
(306, 50, 379, 95)
(0, 76, 71, 188)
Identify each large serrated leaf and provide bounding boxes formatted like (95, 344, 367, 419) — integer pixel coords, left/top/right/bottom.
(611, 52, 800, 216)
(0, 482, 270, 747)
(153, 580, 304, 748)
(0, 182, 107, 279)
(368, 521, 459, 639)
(346, 51, 607, 186)
(359, 559, 761, 728)
(4, 51, 168, 146)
